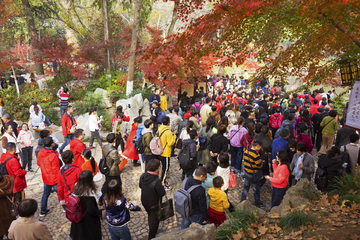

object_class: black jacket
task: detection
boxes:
[183,175,208,220]
[253,133,272,174]
[139,172,165,211]
[182,139,198,172]
[244,118,255,128]
[335,127,356,148]
[208,133,228,154]
[311,113,321,131]
[291,98,302,108]
[318,154,344,191]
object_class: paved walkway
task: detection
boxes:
[7,139,275,240]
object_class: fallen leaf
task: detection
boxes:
[349,220,357,225]
[317,194,330,207]
[251,222,258,228]
[247,228,258,239]
[330,228,336,230]
[232,229,244,240]
[331,222,344,227]
[258,225,268,235]
[341,200,350,208]
[270,213,281,219]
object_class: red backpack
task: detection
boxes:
[270,115,282,129]
[65,194,87,223]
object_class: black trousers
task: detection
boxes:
[315,131,322,151]
[156,156,170,183]
[115,134,125,152]
[21,147,33,170]
[144,154,155,168]
[14,190,25,216]
[146,208,160,239]
[99,175,122,204]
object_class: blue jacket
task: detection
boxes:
[105,197,141,227]
[149,94,160,108]
[135,124,145,142]
[271,137,289,160]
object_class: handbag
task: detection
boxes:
[157,195,174,221]
[70,125,76,134]
[175,138,183,149]
[250,161,264,183]
[229,172,236,188]
[0,188,17,217]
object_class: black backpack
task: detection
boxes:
[208,113,219,125]
[178,143,193,170]
[0,157,14,175]
[99,150,113,175]
[235,99,245,112]
[315,167,327,191]
[340,145,352,174]
[135,135,145,154]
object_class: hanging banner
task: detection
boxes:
[345,81,360,131]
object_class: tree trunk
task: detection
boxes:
[21,0,44,75]
[103,0,111,73]
[126,0,143,95]
[167,8,177,37]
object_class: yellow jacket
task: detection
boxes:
[160,95,167,112]
[158,125,176,157]
[208,187,229,212]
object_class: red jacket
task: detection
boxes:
[122,124,139,160]
[269,113,283,130]
[57,164,82,203]
[61,113,77,136]
[0,152,27,193]
[70,138,87,168]
[310,104,318,116]
[269,162,289,188]
[37,148,61,185]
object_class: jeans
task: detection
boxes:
[60,106,67,117]
[108,224,131,240]
[60,134,74,150]
[44,116,51,125]
[90,130,103,147]
[271,186,287,208]
[240,173,261,206]
[181,213,203,230]
[230,146,243,172]
[21,146,33,170]
[156,156,170,183]
[41,184,58,212]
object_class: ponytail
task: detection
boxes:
[90,157,96,173]
[186,121,194,134]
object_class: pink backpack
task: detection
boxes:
[150,129,170,155]
[270,115,282,129]
[65,194,87,223]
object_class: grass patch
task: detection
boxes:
[329,173,360,197]
[216,209,257,240]
[279,211,315,229]
[298,188,321,201]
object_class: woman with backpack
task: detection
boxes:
[179,120,195,143]
[104,179,141,240]
[240,123,255,150]
[198,118,214,166]
[268,107,283,139]
[229,117,247,177]
[209,124,229,163]
[70,170,102,240]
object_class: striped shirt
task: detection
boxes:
[243,148,263,174]
[59,93,70,106]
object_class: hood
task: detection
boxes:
[158,124,170,133]
[61,164,80,177]
[208,188,222,201]
[0,151,18,163]
[0,175,13,197]
[183,138,195,146]
[142,128,152,135]
[273,113,281,117]
[140,172,159,185]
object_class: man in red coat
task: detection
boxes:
[60,105,77,155]
[69,129,87,168]
[37,137,61,216]
[57,150,82,208]
[0,142,27,212]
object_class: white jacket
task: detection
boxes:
[89,114,100,132]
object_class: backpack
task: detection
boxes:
[340,145,352,174]
[98,150,114,175]
[198,128,211,150]
[178,142,193,170]
[193,103,201,112]
[314,167,327,191]
[150,129,170,155]
[173,178,202,218]
[65,194,87,223]
[270,115,282,129]
[235,99,245,112]
[0,157,14,175]
[281,99,288,110]
[156,109,166,124]
[135,134,145,154]
[208,113,219,125]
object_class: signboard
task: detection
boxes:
[180,84,194,97]
[345,81,360,131]
[197,82,207,93]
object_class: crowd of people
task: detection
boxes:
[0,73,359,240]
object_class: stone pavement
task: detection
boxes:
[6,139,274,240]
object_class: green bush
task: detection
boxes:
[279,211,315,229]
[43,107,61,126]
[298,188,321,201]
[73,92,105,115]
[329,173,360,197]
[216,209,257,240]
[1,83,58,122]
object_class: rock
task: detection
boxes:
[94,88,112,108]
[51,128,64,143]
[270,205,290,217]
[140,99,152,118]
[66,80,90,90]
[154,223,216,240]
[286,178,311,196]
[74,113,90,137]
[37,77,48,90]
[116,93,144,122]
[236,200,266,217]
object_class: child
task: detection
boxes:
[202,162,219,207]
[216,152,234,211]
[208,176,230,227]
[17,123,34,171]
[113,114,131,152]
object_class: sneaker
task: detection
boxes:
[236,172,241,178]
[164,185,172,191]
[89,146,96,149]
[39,209,51,217]
[28,169,34,172]
[164,182,170,188]
[62,209,66,213]
[255,202,264,208]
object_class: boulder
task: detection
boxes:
[154,223,216,240]
[94,88,112,108]
[236,200,266,217]
[285,178,311,196]
[37,77,48,90]
[74,113,91,137]
[66,80,90,90]
[116,93,144,122]
[140,99,152,118]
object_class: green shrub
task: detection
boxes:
[43,107,61,126]
[340,194,360,207]
[73,92,105,115]
[216,209,257,240]
[298,188,321,201]
[329,173,360,197]
[278,211,315,229]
